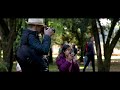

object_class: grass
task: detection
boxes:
[11,60,120,72]
[49,62,120,72]
[49,61,98,72]
[11,56,120,72]
[49,63,59,72]
[12,62,17,72]
[110,62,120,72]
[49,56,96,72]
[49,57,120,72]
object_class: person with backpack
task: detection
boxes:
[83,36,95,72]
[16,18,54,72]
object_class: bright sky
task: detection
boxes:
[100,18,111,26]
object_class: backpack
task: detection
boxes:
[16,31,32,64]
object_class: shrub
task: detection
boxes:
[0,61,8,72]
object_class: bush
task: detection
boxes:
[0,61,8,72]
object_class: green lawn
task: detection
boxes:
[49,61,120,72]
[11,56,120,72]
[49,57,120,72]
[49,61,98,72]
[49,63,59,72]
[49,56,97,72]
[12,62,17,72]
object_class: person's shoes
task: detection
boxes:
[83,68,85,72]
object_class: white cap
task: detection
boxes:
[26,18,45,26]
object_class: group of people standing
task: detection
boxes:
[56,36,95,72]
[15,18,95,72]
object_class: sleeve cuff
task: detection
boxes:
[44,35,51,40]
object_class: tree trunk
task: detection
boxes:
[3,42,7,61]
[91,19,104,72]
[4,30,16,71]
[45,19,53,64]
[104,29,120,72]
[49,48,53,64]
[103,19,120,72]
[4,47,13,72]
[80,32,84,62]
[79,18,89,62]
[0,19,24,72]
[71,21,81,62]
[104,55,111,72]
[2,19,16,72]
[49,44,53,63]
[8,47,13,72]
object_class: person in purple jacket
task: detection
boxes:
[56,44,80,72]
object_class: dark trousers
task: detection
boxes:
[17,57,48,72]
[16,46,48,72]
[83,55,95,72]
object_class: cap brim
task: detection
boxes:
[26,21,45,26]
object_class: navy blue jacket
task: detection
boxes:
[17,29,51,71]
[20,29,51,55]
[87,41,95,56]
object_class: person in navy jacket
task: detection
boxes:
[16,18,54,72]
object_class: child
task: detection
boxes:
[56,44,80,72]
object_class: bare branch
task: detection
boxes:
[105,18,119,47]
[97,19,105,48]
[109,28,120,56]
[91,19,103,65]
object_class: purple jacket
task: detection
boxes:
[56,53,80,72]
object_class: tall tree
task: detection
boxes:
[0,18,26,72]
[91,18,120,72]
[0,18,16,71]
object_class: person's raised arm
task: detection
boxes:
[28,34,51,55]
